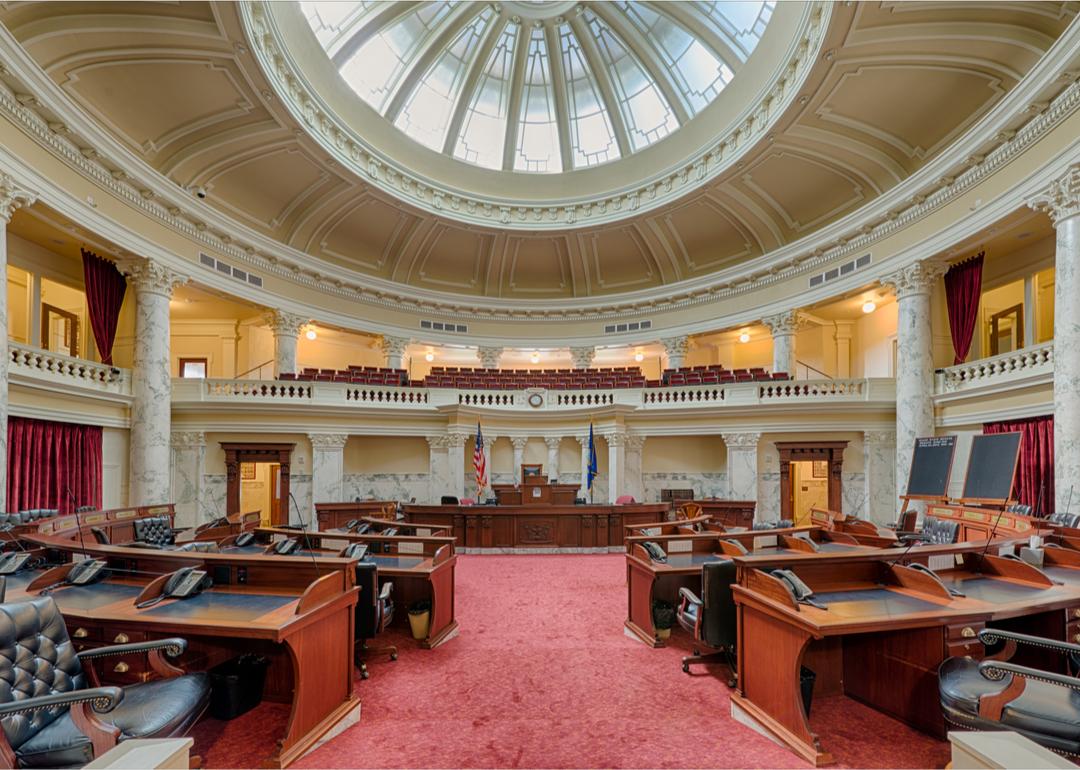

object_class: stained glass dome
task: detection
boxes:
[301,1,774,173]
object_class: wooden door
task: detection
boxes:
[269,464,283,526]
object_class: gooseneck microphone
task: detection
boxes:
[289,492,321,577]
[66,487,90,559]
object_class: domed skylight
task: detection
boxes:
[301,1,774,173]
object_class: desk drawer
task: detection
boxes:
[947,640,983,659]
[68,623,103,643]
[102,628,149,645]
[946,622,984,642]
[1066,620,1080,646]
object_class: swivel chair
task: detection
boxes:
[354,562,397,679]
[1047,512,1080,529]
[0,596,210,767]
[676,559,737,687]
[920,515,961,544]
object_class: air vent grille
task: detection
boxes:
[809,254,871,289]
[420,319,468,333]
[199,252,262,288]
[603,320,652,334]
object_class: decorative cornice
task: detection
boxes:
[243,1,828,230]
[477,346,503,369]
[308,433,349,449]
[881,260,947,300]
[114,255,187,298]
[722,432,761,449]
[1027,164,1080,225]
[265,309,308,338]
[0,173,35,223]
[170,431,205,449]
[569,346,596,369]
[762,310,801,337]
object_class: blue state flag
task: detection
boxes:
[587,422,598,490]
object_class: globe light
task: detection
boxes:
[425,351,435,362]
[305,328,317,340]
[862,300,877,314]
[738,331,750,344]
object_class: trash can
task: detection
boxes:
[209,654,270,720]
[799,666,816,716]
[408,599,432,640]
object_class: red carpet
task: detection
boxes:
[193,554,950,768]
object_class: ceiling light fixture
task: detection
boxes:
[862,300,877,314]
[425,351,434,362]
[305,327,317,340]
[738,331,750,344]
[530,351,540,364]
[634,351,644,362]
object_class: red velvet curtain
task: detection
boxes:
[944,252,984,365]
[984,415,1053,514]
[7,417,102,514]
[81,249,126,365]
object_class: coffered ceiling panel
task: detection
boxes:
[502,238,572,297]
[313,197,413,274]
[660,199,759,276]
[584,228,661,293]
[411,225,489,293]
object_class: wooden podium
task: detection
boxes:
[493,464,578,506]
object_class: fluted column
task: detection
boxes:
[624,434,645,503]
[764,310,799,376]
[569,346,596,370]
[544,436,562,480]
[170,431,206,528]
[265,310,307,378]
[883,260,946,514]
[477,346,503,369]
[310,433,348,504]
[116,256,187,506]
[662,336,688,370]
[511,437,528,484]
[577,433,591,500]
[723,432,760,512]
[863,430,896,524]
[380,335,410,370]
[1029,166,1080,512]
[0,176,36,514]
[447,431,468,501]
[607,432,626,504]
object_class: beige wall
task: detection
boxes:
[642,435,726,473]
[7,265,30,344]
[102,427,129,509]
[344,436,429,474]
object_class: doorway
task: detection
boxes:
[239,462,283,527]
[776,441,847,521]
[790,461,830,525]
[222,442,294,526]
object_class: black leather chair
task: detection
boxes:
[0,596,210,767]
[354,562,396,679]
[939,628,1080,755]
[1048,512,1080,529]
[89,527,110,546]
[676,559,737,687]
[440,496,459,505]
[132,516,176,547]
[920,515,960,544]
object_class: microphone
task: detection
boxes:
[288,492,320,577]
[66,487,90,560]
[979,497,1011,568]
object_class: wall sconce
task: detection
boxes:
[738,331,750,344]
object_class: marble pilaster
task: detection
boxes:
[661,336,689,370]
[426,435,453,504]
[447,432,468,501]
[763,310,799,375]
[477,346,503,369]
[1029,165,1080,513]
[115,256,187,507]
[722,432,761,514]
[835,321,854,379]
[863,430,897,524]
[309,433,348,504]
[476,433,496,500]
[577,433,591,500]
[265,310,307,377]
[624,434,645,503]
[0,176,36,514]
[607,432,626,504]
[883,260,946,514]
[170,431,206,529]
[380,335,410,370]
[511,437,528,483]
[544,436,562,480]
[569,346,596,370]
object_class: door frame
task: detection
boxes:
[776,441,848,520]
[221,442,294,526]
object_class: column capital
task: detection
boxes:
[446,431,469,448]
[569,345,596,369]
[625,434,645,451]
[426,434,451,450]
[834,319,855,340]
[170,431,205,449]
[661,336,688,358]
[0,174,36,223]
[762,309,801,336]
[722,432,761,450]
[510,436,529,450]
[607,432,626,448]
[115,256,188,298]
[265,309,308,338]
[308,433,349,449]
[863,429,896,447]
[379,335,411,358]
[477,346,503,369]
[881,260,946,300]
[543,436,563,450]
[1027,164,1080,225]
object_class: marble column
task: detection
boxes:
[764,310,799,376]
[661,336,688,370]
[477,346,503,369]
[266,309,307,378]
[607,432,626,504]
[0,176,35,514]
[447,432,468,501]
[835,321,854,379]
[481,433,496,497]
[511,437,528,483]
[883,260,946,514]
[577,433,591,500]
[544,437,562,481]
[170,432,206,529]
[722,432,760,512]
[380,335,410,370]
[309,433,348,504]
[570,346,596,370]
[863,430,897,524]
[116,256,187,507]
[426,435,452,504]
[624,434,645,503]
[1029,166,1080,513]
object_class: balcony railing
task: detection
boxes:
[8,342,131,397]
[935,342,1053,394]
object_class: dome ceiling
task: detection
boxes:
[0,1,1076,303]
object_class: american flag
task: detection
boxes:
[474,421,488,495]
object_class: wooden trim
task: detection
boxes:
[221,442,294,524]
[70,701,121,761]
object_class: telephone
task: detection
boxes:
[68,559,109,586]
[771,569,827,610]
[380,527,399,537]
[200,517,229,531]
[353,522,372,535]
[906,562,964,597]
[722,539,749,555]
[137,566,212,608]
[340,542,369,560]
[270,538,300,555]
[344,519,360,531]
[641,541,667,563]
[0,552,33,575]
[234,532,256,548]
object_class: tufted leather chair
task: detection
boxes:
[353,562,396,679]
[920,516,960,545]
[1048,512,1080,529]
[0,596,210,767]
[132,516,176,547]
[677,559,737,686]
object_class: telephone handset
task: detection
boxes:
[344,519,360,531]
[381,527,399,537]
[271,538,300,555]
[67,559,109,586]
[907,562,965,597]
[353,522,372,535]
[771,569,827,610]
[340,542,369,560]
[137,566,212,608]
[0,552,33,575]
[234,532,256,547]
[641,541,667,563]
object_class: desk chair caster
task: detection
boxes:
[356,640,398,680]
[682,648,737,688]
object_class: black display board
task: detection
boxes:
[905,436,956,498]
[961,432,1023,503]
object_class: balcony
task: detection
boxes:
[8,342,131,401]
[934,342,1053,398]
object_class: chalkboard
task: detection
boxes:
[905,436,957,497]
[961,432,1023,502]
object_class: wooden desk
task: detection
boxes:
[695,499,756,529]
[17,533,359,768]
[315,501,396,530]
[351,517,453,538]
[926,503,1046,541]
[729,540,1079,766]
[177,510,260,543]
[402,503,670,550]
[492,483,578,506]
[256,527,459,649]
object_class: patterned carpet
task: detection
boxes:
[193,554,951,768]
